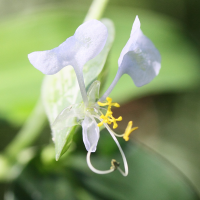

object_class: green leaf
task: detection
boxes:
[72,143,199,200]
[42,19,115,160]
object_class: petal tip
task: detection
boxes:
[131,15,141,36]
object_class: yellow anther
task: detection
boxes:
[97,121,104,127]
[97,97,120,108]
[106,97,112,102]
[113,103,120,107]
[109,116,122,129]
[123,121,138,141]
[97,97,122,129]
[97,102,108,107]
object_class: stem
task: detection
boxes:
[5,99,47,160]
[74,68,89,106]
[84,0,109,22]
[99,70,122,102]
[77,0,109,105]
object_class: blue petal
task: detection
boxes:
[118,16,161,87]
[28,20,108,75]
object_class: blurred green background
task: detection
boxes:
[1,0,200,199]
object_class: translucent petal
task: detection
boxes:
[118,15,161,87]
[87,80,100,104]
[52,103,84,131]
[28,20,108,75]
[82,115,100,152]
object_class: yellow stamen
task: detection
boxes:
[123,121,138,141]
[97,97,122,129]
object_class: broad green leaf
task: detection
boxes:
[69,143,199,200]
[42,19,115,160]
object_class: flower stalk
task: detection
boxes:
[84,0,109,22]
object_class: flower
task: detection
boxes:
[28,16,161,176]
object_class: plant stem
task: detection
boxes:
[5,99,47,160]
[84,0,109,22]
[74,68,89,106]
[99,70,122,102]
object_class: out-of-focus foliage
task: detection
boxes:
[1,0,200,199]
[4,142,200,200]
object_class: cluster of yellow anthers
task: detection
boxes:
[97,97,138,141]
[97,97,122,129]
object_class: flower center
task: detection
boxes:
[97,97,122,129]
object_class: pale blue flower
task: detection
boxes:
[28,19,108,105]
[28,17,161,176]
[28,19,108,75]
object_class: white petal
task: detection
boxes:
[52,103,84,131]
[28,20,108,75]
[82,116,99,152]
[118,16,161,87]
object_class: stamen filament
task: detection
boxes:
[87,144,115,175]
[93,115,128,176]
[104,123,128,176]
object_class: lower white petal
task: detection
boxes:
[82,115,99,152]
